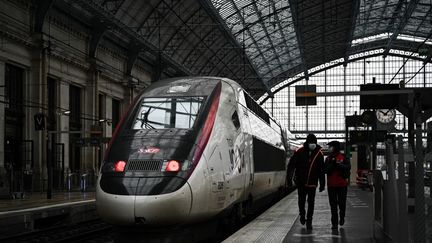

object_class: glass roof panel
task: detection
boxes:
[210,0,300,83]
[353,0,400,39]
[403,2,432,37]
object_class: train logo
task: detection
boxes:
[138,146,160,154]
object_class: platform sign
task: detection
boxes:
[295,85,317,106]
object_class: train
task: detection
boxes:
[96,77,297,226]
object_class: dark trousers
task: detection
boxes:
[297,186,317,222]
[327,186,348,225]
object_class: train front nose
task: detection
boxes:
[96,176,193,226]
[133,180,192,225]
[97,134,199,225]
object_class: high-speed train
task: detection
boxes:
[97,77,296,226]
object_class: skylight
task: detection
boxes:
[209,0,301,84]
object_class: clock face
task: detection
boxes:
[375,109,396,124]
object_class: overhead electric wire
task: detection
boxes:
[387,31,432,84]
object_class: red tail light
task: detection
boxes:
[165,160,180,172]
[114,160,126,172]
[192,82,221,167]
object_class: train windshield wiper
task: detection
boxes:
[140,107,155,129]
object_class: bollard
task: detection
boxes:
[67,173,73,191]
[80,173,88,192]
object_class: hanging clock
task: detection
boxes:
[375,109,396,124]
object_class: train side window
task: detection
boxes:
[232,111,240,130]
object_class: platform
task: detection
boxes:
[0,192,96,239]
[224,186,373,243]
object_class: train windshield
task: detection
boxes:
[132,97,205,129]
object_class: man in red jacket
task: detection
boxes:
[325,141,351,229]
[288,134,325,230]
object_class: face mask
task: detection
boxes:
[308,143,316,150]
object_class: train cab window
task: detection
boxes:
[232,111,240,130]
[132,97,205,129]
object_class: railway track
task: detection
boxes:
[0,219,113,243]
[1,189,295,243]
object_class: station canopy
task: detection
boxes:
[65,0,432,98]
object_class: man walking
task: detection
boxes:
[325,140,351,229]
[288,134,325,230]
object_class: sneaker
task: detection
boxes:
[339,218,345,226]
[331,224,338,230]
[306,222,313,230]
[300,216,306,225]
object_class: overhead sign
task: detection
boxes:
[360,84,399,109]
[90,124,103,138]
[295,85,317,106]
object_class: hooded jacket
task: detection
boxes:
[325,151,351,187]
[288,143,325,188]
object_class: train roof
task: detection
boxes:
[138,77,223,98]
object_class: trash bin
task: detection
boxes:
[80,173,88,192]
[66,173,73,191]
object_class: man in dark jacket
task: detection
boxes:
[324,140,351,229]
[288,134,325,230]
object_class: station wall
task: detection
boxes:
[0,0,153,192]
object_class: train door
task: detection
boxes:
[21,140,34,192]
[235,89,254,200]
[53,143,64,190]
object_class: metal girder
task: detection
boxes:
[251,1,284,74]
[157,0,248,86]
[344,0,360,64]
[225,0,274,86]
[375,0,390,30]
[423,31,432,64]
[200,0,270,94]
[145,1,183,41]
[230,5,291,36]
[152,53,165,81]
[383,0,420,57]
[89,22,107,59]
[424,50,432,64]
[385,0,406,32]
[162,7,202,51]
[126,42,144,76]
[361,0,376,37]
[135,1,165,35]
[412,3,432,36]
[33,0,55,33]
[269,0,295,63]
[287,0,309,79]
[100,0,125,15]
[73,0,191,76]
[158,1,239,78]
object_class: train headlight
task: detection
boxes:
[102,161,127,173]
[114,160,127,172]
[163,160,180,172]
